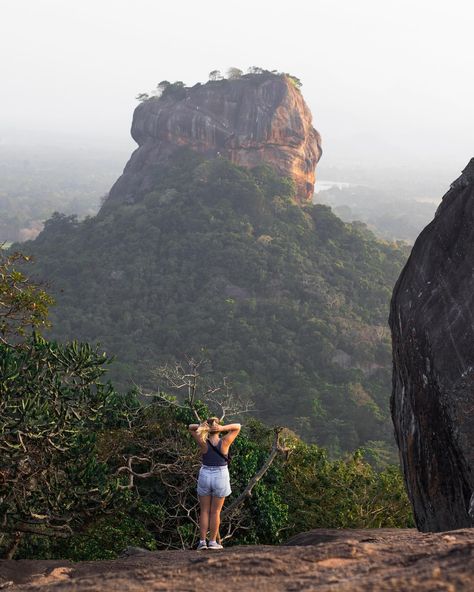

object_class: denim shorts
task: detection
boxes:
[197,465,232,498]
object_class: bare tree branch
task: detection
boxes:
[144,355,254,423]
[221,427,291,520]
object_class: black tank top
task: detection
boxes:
[202,438,227,467]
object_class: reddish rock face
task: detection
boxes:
[104,74,321,208]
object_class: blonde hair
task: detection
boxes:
[195,417,220,444]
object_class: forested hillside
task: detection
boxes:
[20,151,409,454]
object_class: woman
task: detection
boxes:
[188,417,241,549]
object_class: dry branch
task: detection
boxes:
[221,427,290,520]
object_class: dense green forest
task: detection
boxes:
[17,151,410,456]
[1,206,413,561]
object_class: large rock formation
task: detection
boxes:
[102,73,321,211]
[390,158,474,532]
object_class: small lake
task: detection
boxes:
[314,180,353,193]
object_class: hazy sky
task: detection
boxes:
[1,0,472,168]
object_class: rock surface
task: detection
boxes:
[1,529,473,591]
[390,158,474,532]
[102,74,321,210]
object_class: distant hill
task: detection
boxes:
[316,184,438,243]
[20,149,409,455]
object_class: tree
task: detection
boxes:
[247,66,266,75]
[0,334,138,558]
[156,81,186,99]
[148,356,254,422]
[286,74,303,89]
[136,92,150,102]
[99,402,291,550]
[208,70,223,81]
[156,80,171,95]
[227,67,243,80]
[0,250,53,346]
[116,357,290,547]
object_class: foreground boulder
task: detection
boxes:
[102,72,321,210]
[390,158,474,532]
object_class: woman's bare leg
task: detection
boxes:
[199,495,212,540]
[209,496,225,541]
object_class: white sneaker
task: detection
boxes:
[196,541,208,550]
[208,541,223,549]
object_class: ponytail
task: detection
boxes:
[195,417,220,445]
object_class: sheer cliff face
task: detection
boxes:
[390,159,474,532]
[103,75,321,209]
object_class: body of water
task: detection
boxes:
[314,180,353,193]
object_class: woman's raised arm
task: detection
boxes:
[219,423,241,432]
[220,423,241,448]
